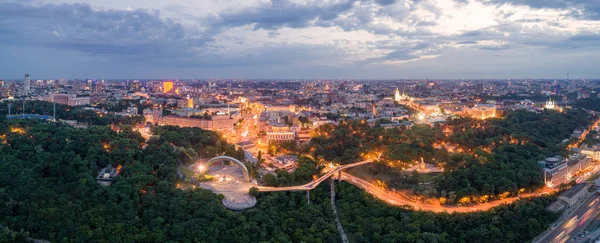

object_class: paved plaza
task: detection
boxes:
[197,165,257,210]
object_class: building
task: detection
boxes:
[581,145,600,161]
[97,164,118,186]
[163,81,173,93]
[394,88,410,103]
[235,140,255,150]
[467,104,496,119]
[159,114,236,132]
[559,183,590,206]
[267,124,297,144]
[313,119,335,128]
[143,108,163,124]
[381,121,413,130]
[545,97,555,110]
[405,158,443,173]
[23,74,31,96]
[52,94,90,106]
[548,183,590,212]
[539,154,593,188]
[187,95,194,108]
[540,156,569,188]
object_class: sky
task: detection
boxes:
[0,0,599,80]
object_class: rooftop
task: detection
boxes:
[561,183,588,199]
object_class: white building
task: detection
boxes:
[267,125,296,144]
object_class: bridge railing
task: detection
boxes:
[257,160,373,192]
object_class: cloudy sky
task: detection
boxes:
[0,0,599,79]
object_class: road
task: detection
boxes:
[258,160,555,213]
[256,160,373,192]
[570,117,600,149]
[535,193,600,243]
[341,172,554,213]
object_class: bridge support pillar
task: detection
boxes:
[306,190,310,205]
[338,170,342,183]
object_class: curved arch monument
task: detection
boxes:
[204,156,250,182]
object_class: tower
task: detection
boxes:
[23,74,31,96]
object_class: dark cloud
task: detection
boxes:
[0,2,209,57]
[523,33,600,49]
[214,0,359,30]
[488,0,600,19]
[369,50,419,62]
[478,45,512,51]
[459,31,483,37]
[568,34,600,42]
[374,0,397,5]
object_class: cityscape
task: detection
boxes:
[2,0,600,243]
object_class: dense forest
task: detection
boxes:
[435,109,590,202]
[307,108,591,203]
[574,97,600,112]
[150,125,245,162]
[0,116,564,242]
[262,156,321,186]
[0,120,339,242]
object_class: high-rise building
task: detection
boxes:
[163,81,173,93]
[132,80,141,91]
[92,80,104,94]
[476,83,484,93]
[187,95,194,108]
[23,74,31,96]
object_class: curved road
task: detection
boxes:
[341,172,554,213]
[256,159,553,213]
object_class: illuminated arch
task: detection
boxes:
[204,156,250,182]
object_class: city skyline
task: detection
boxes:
[1,0,600,79]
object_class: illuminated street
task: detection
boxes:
[341,172,555,213]
[534,192,600,243]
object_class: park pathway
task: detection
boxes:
[330,178,349,243]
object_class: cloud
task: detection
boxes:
[568,34,600,42]
[213,0,359,30]
[0,0,599,79]
[487,0,600,19]
[0,2,209,58]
